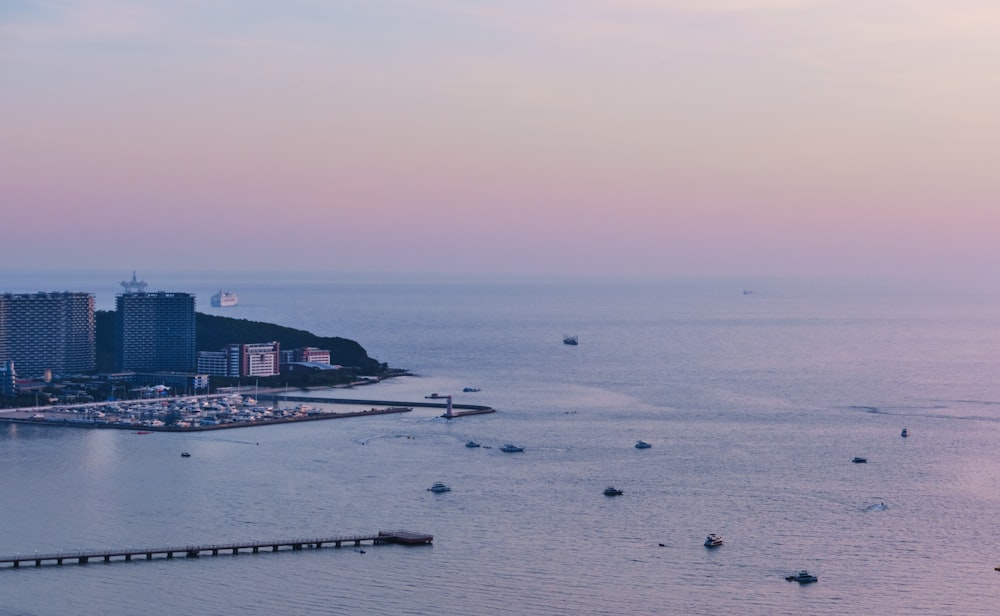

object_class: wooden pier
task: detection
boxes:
[0,530,432,569]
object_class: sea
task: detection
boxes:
[3,271,1000,615]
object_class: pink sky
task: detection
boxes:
[2,1,999,281]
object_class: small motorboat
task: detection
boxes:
[786,570,818,583]
[704,533,724,547]
[427,482,451,493]
[901,428,908,437]
[603,486,624,496]
[852,457,867,463]
[465,441,481,448]
[635,440,652,449]
[499,444,524,453]
[563,335,578,345]
[180,452,191,458]
[462,387,481,393]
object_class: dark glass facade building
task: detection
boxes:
[115,292,196,372]
[0,292,96,378]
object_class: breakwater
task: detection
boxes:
[257,394,495,416]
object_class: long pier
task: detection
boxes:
[0,530,432,569]
[258,394,496,417]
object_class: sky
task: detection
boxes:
[2,1,1000,282]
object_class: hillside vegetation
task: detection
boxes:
[95,311,385,375]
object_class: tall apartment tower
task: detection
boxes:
[0,292,96,378]
[115,292,196,372]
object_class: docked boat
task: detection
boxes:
[635,440,652,449]
[704,533,724,547]
[563,335,578,345]
[465,441,481,448]
[603,486,624,496]
[901,428,908,437]
[427,482,451,493]
[499,444,524,453]
[210,291,239,307]
[852,456,867,463]
[786,571,818,583]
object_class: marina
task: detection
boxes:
[0,393,496,432]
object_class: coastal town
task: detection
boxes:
[0,272,392,410]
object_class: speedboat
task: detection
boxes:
[465,441,481,448]
[500,444,524,453]
[603,486,624,496]
[635,440,652,449]
[427,482,451,493]
[852,456,867,463]
[704,534,723,547]
[786,571,818,583]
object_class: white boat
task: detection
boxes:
[211,291,239,307]
[704,533,723,547]
[603,486,623,496]
[427,482,451,493]
[499,444,524,453]
[635,440,652,449]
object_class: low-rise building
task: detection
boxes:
[198,342,281,378]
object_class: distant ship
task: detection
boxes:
[211,291,239,307]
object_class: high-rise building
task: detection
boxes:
[115,292,196,372]
[0,360,17,396]
[0,292,96,378]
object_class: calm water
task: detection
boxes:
[3,273,1000,615]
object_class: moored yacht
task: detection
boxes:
[704,534,723,547]
[427,482,451,493]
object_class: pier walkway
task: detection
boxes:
[0,530,432,569]
[258,394,495,417]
